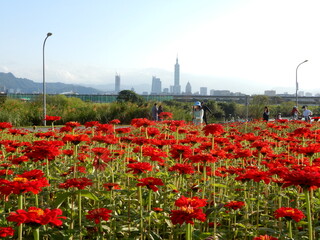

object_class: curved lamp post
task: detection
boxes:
[295,60,308,107]
[43,32,52,126]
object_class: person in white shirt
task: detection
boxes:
[302,105,312,123]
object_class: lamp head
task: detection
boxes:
[47,32,52,37]
[304,60,308,62]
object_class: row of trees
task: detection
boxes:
[0,90,319,126]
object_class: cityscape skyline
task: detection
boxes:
[2,1,320,95]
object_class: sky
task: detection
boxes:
[1,0,320,95]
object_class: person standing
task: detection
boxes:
[151,103,158,121]
[201,101,213,125]
[192,101,204,125]
[291,106,300,120]
[263,106,270,121]
[302,105,312,123]
[157,105,163,121]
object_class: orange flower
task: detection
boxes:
[7,207,66,227]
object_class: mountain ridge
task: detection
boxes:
[0,72,104,94]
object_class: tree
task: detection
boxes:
[116,90,145,105]
[249,95,270,119]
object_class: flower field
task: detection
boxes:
[1,117,320,239]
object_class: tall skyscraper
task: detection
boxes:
[185,81,192,94]
[173,57,181,94]
[151,76,162,94]
[115,73,120,93]
[200,87,207,95]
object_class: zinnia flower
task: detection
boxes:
[86,208,112,224]
[253,235,279,240]
[44,115,61,121]
[0,227,14,238]
[274,207,305,222]
[224,201,245,210]
[136,177,164,192]
[58,177,93,190]
[127,162,153,174]
[170,195,207,225]
[202,124,224,136]
[7,207,66,227]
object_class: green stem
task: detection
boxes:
[138,186,144,238]
[186,223,192,240]
[35,194,39,207]
[305,190,313,240]
[33,228,40,240]
[288,220,293,239]
[18,194,23,240]
[148,190,152,211]
[78,191,82,240]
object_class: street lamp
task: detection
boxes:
[295,59,308,107]
[43,32,52,126]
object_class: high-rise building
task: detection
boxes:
[151,76,162,94]
[173,57,181,94]
[200,87,207,95]
[115,73,120,93]
[185,82,192,94]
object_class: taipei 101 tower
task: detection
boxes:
[173,56,181,94]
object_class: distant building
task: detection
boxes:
[163,88,169,94]
[173,57,181,94]
[115,73,120,93]
[264,90,276,96]
[298,91,304,97]
[200,87,207,95]
[151,76,162,94]
[305,92,313,96]
[210,90,231,96]
[185,82,192,94]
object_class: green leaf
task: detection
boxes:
[54,192,73,208]
[211,183,227,188]
[78,190,99,201]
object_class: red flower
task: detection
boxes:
[170,208,206,225]
[116,127,131,134]
[168,163,195,175]
[84,121,100,128]
[86,208,112,224]
[44,115,61,121]
[0,171,49,197]
[235,169,272,184]
[109,119,121,124]
[59,177,93,190]
[281,168,320,190]
[103,183,121,191]
[127,162,153,174]
[175,196,207,208]
[62,134,90,145]
[136,177,164,192]
[24,140,63,162]
[131,118,154,128]
[169,145,193,160]
[7,207,66,227]
[65,121,81,128]
[0,122,13,130]
[0,227,14,238]
[224,201,245,210]
[153,207,163,212]
[96,124,114,133]
[202,124,224,136]
[274,207,305,222]
[170,196,207,225]
[158,112,173,120]
[253,235,279,240]
[146,127,160,137]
